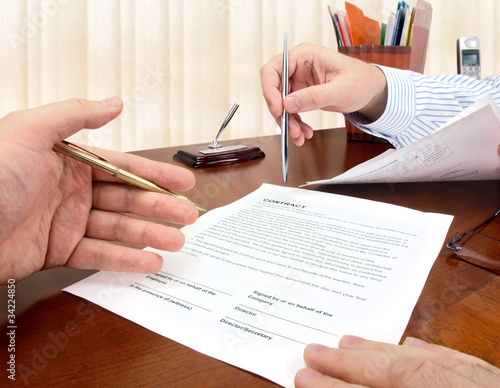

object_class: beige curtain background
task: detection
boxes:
[1,0,499,152]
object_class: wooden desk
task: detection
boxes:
[1,128,499,387]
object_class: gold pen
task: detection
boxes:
[53,140,206,212]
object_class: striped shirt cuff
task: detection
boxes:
[345,66,416,148]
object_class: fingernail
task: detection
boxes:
[297,368,323,380]
[285,96,301,112]
[340,334,366,347]
[403,337,429,348]
[305,343,329,354]
[101,96,122,107]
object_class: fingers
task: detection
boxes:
[261,45,326,147]
[260,53,285,119]
[261,43,329,119]
[345,336,499,374]
[303,336,500,388]
[284,84,334,114]
[92,183,199,225]
[271,108,313,147]
[86,209,186,252]
[90,147,196,193]
[289,113,314,146]
[403,337,499,371]
[337,335,444,361]
[295,367,367,388]
[301,341,430,386]
[284,79,363,115]
[2,97,123,147]
[65,237,164,273]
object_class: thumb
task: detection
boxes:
[284,83,338,114]
[3,97,123,147]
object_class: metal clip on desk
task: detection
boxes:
[173,103,265,168]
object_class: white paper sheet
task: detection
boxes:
[305,96,500,186]
[65,184,453,387]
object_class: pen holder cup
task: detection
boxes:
[338,45,416,143]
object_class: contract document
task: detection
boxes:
[306,95,500,186]
[65,184,453,387]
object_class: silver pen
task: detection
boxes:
[281,32,289,183]
[208,103,239,149]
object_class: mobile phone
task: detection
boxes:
[457,36,481,79]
